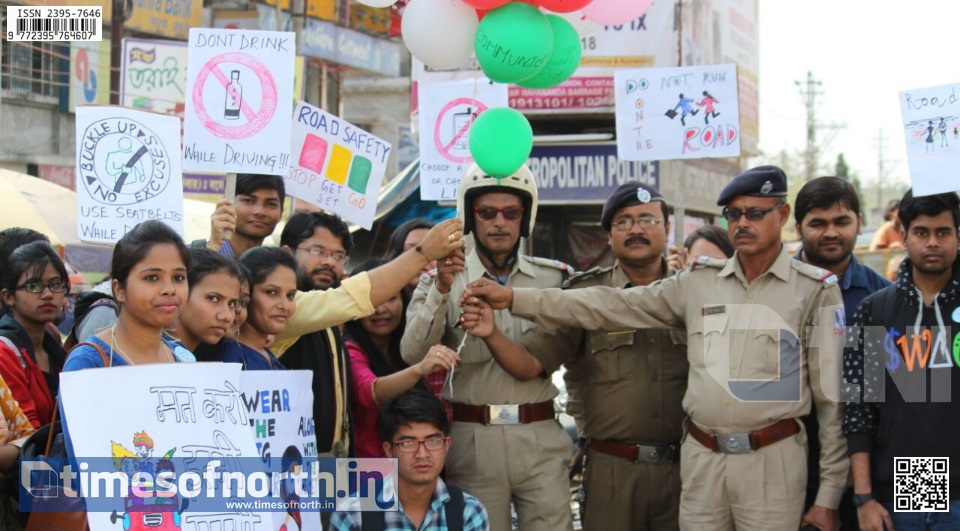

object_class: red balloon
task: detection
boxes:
[476,7,489,19]
[539,0,592,12]
[460,0,510,9]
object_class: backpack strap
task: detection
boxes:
[358,485,465,531]
[359,510,385,531]
[445,485,465,531]
[45,341,109,457]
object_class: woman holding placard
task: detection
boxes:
[208,246,297,370]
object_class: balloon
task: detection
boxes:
[469,108,533,177]
[357,0,399,7]
[460,0,510,9]
[582,0,652,26]
[516,14,581,89]
[402,0,479,69]
[539,0,592,13]
[475,3,553,84]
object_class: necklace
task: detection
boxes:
[111,324,172,365]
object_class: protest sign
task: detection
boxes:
[899,83,960,197]
[183,28,295,176]
[57,363,268,531]
[417,79,508,200]
[287,101,390,229]
[614,64,740,161]
[75,106,184,244]
[240,370,321,531]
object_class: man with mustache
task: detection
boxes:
[793,177,890,529]
[843,191,960,530]
[462,166,848,531]
[400,164,575,531]
[460,182,688,530]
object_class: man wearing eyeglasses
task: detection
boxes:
[329,387,490,530]
[401,164,575,531]
[461,166,848,531]
[458,182,688,530]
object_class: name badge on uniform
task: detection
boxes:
[833,307,846,334]
[702,305,726,316]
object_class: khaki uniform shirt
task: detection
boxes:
[401,249,572,405]
[524,262,689,444]
[510,249,849,509]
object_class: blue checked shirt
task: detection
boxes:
[328,478,489,531]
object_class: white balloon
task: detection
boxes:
[356,0,398,8]
[402,0,479,70]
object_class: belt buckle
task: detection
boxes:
[487,404,520,425]
[715,432,752,454]
[636,444,660,464]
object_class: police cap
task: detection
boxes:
[716,165,788,206]
[601,182,667,231]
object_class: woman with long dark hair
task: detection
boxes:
[62,220,192,371]
[344,259,456,457]
[0,241,70,428]
[382,219,435,299]
[167,248,243,353]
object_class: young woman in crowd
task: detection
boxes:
[166,248,243,353]
[209,247,297,370]
[344,259,457,457]
[0,241,70,428]
[63,220,191,371]
[382,219,435,299]
[684,224,735,260]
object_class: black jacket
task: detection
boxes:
[843,258,960,502]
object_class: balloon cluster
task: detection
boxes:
[367,0,653,176]
[400,0,586,87]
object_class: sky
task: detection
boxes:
[756,0,960,209]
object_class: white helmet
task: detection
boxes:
[456,164,538,238]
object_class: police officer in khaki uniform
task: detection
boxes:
[400,164,575,531]
[462,182,688,531]
[463,166,849,531]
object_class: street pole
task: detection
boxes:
[109,0,123,104]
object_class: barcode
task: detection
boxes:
[16,18,97,33]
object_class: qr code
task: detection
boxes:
[894,457,949,512]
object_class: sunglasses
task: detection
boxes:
[474,206,524,221]
[721,202,784,222]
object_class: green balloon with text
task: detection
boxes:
[469,108,533,178]
[516,14,582,89]
[475,2,554,84]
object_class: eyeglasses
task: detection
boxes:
[17,280,68,294]
[611,216,664,232]
[474,206,524,221]
[390,436,448,453]
[721,202,784,222]
[297,246,349,264]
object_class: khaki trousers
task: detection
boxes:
[678,429,808,531]
[445,419,574,531]
[581,448,681,531]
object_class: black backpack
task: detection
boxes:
[359,485,465,531]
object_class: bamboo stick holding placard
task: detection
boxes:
[223,173,237,242]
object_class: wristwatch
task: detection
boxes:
[852,493,876,508]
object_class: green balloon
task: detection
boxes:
[475,3,553,84]
[469,108,533,178]
[516,14,582,89]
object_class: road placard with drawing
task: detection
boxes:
[183,28,295,176]
[75,106,184,244]
[417,79,507,200]
[287,101,391,229]
[899,82,960,197]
